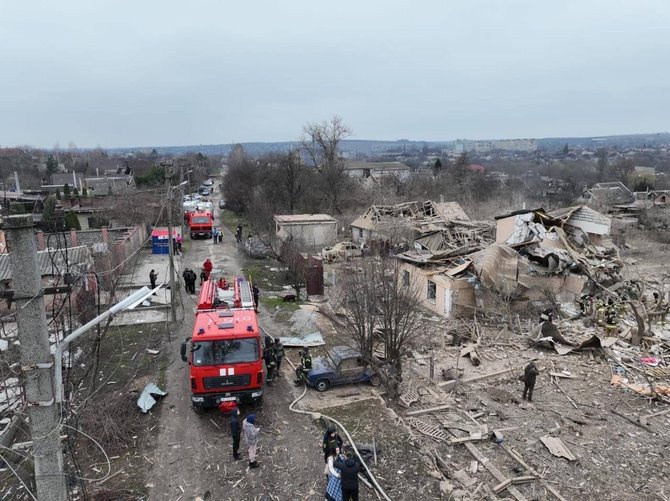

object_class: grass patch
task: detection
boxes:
[243,261,287,290]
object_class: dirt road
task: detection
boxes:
[146,184,323,501]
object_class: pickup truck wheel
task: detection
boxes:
[315,379,330,392]
[369,375,382,387]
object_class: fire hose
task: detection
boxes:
[285,354,393,501]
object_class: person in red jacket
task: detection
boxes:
[203,258,213,280]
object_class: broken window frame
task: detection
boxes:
[427,280,436,302]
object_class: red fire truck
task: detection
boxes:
[181,276,265,410]
[187,211,213,239]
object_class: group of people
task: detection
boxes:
[322,425,362,501]
[263,337,284,384]
[226,405,362,501]
[182,268,198,294]
[227,405,261,468]
[212,227,223,244]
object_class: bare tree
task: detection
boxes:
[277,149,307,214]
[336,256,424,395]
[596,148,608,182]
[614,157,634,185]
[302,116,352,214]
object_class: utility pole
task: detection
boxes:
[164,164,178,322]
[6,214,67,501]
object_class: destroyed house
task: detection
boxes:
[344,161,411,183]
[394,204,617,319]
[350,200,479,247]
[581,182,634,206]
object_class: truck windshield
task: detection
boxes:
[192,338,259,366]
[191,217,210,224]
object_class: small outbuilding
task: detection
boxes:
[274,214,338,252]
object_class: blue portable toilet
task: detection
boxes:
[151,228,175,255]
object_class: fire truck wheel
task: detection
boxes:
[315,379,330,392]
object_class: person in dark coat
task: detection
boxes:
[189,269,198,293]
[322,424,344,463]
[273,338,284,371]
[522,361,540,401]
[149,270,157,290]
[334,451,361,501]
[229,406,242,460]
[252,285,260,312]
[264,343,277,384]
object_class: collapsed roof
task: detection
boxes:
[352,200,494,257]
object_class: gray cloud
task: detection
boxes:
[1,0,668,148]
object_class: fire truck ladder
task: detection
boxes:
[234,276,255,309]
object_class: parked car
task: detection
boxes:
[203,179,214,186]
[201,188,210,196]
[306,346,381,392]
[321,241,363,262]
[218,199,225,209]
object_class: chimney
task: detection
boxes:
[101,226,109,244]
[70,228,78,247]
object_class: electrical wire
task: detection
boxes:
[0,452,38,501]
[60,424,111,482]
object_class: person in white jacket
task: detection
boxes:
[243,414,260,468]
[325,447,344,501]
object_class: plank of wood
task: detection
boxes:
[405,404,451,416]
[463,442,529,501]
[500,445,570,501]
[512,475,538,485]
[493,479,512,493]
[549,372,576,379]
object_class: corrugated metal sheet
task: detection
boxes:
[0,245,92,280]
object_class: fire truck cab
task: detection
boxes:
[188,211,213,239]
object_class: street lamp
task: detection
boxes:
[54,285,159,402]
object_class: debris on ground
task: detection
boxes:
[137,382,167,413]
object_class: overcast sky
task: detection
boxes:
[1,0,668,148]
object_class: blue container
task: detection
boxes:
[151,235,170,254]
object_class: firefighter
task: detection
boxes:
[264,342,277,384]
[294,347,312,386]
[235,224,243,244]
[322,424,344,463]
[578,294,592,316]
[539,308,553,323]
[604,298,619,334]
[595,298,606,326]
[273,338,284,372]
[252,285,260,312]
[203,258,213,280]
